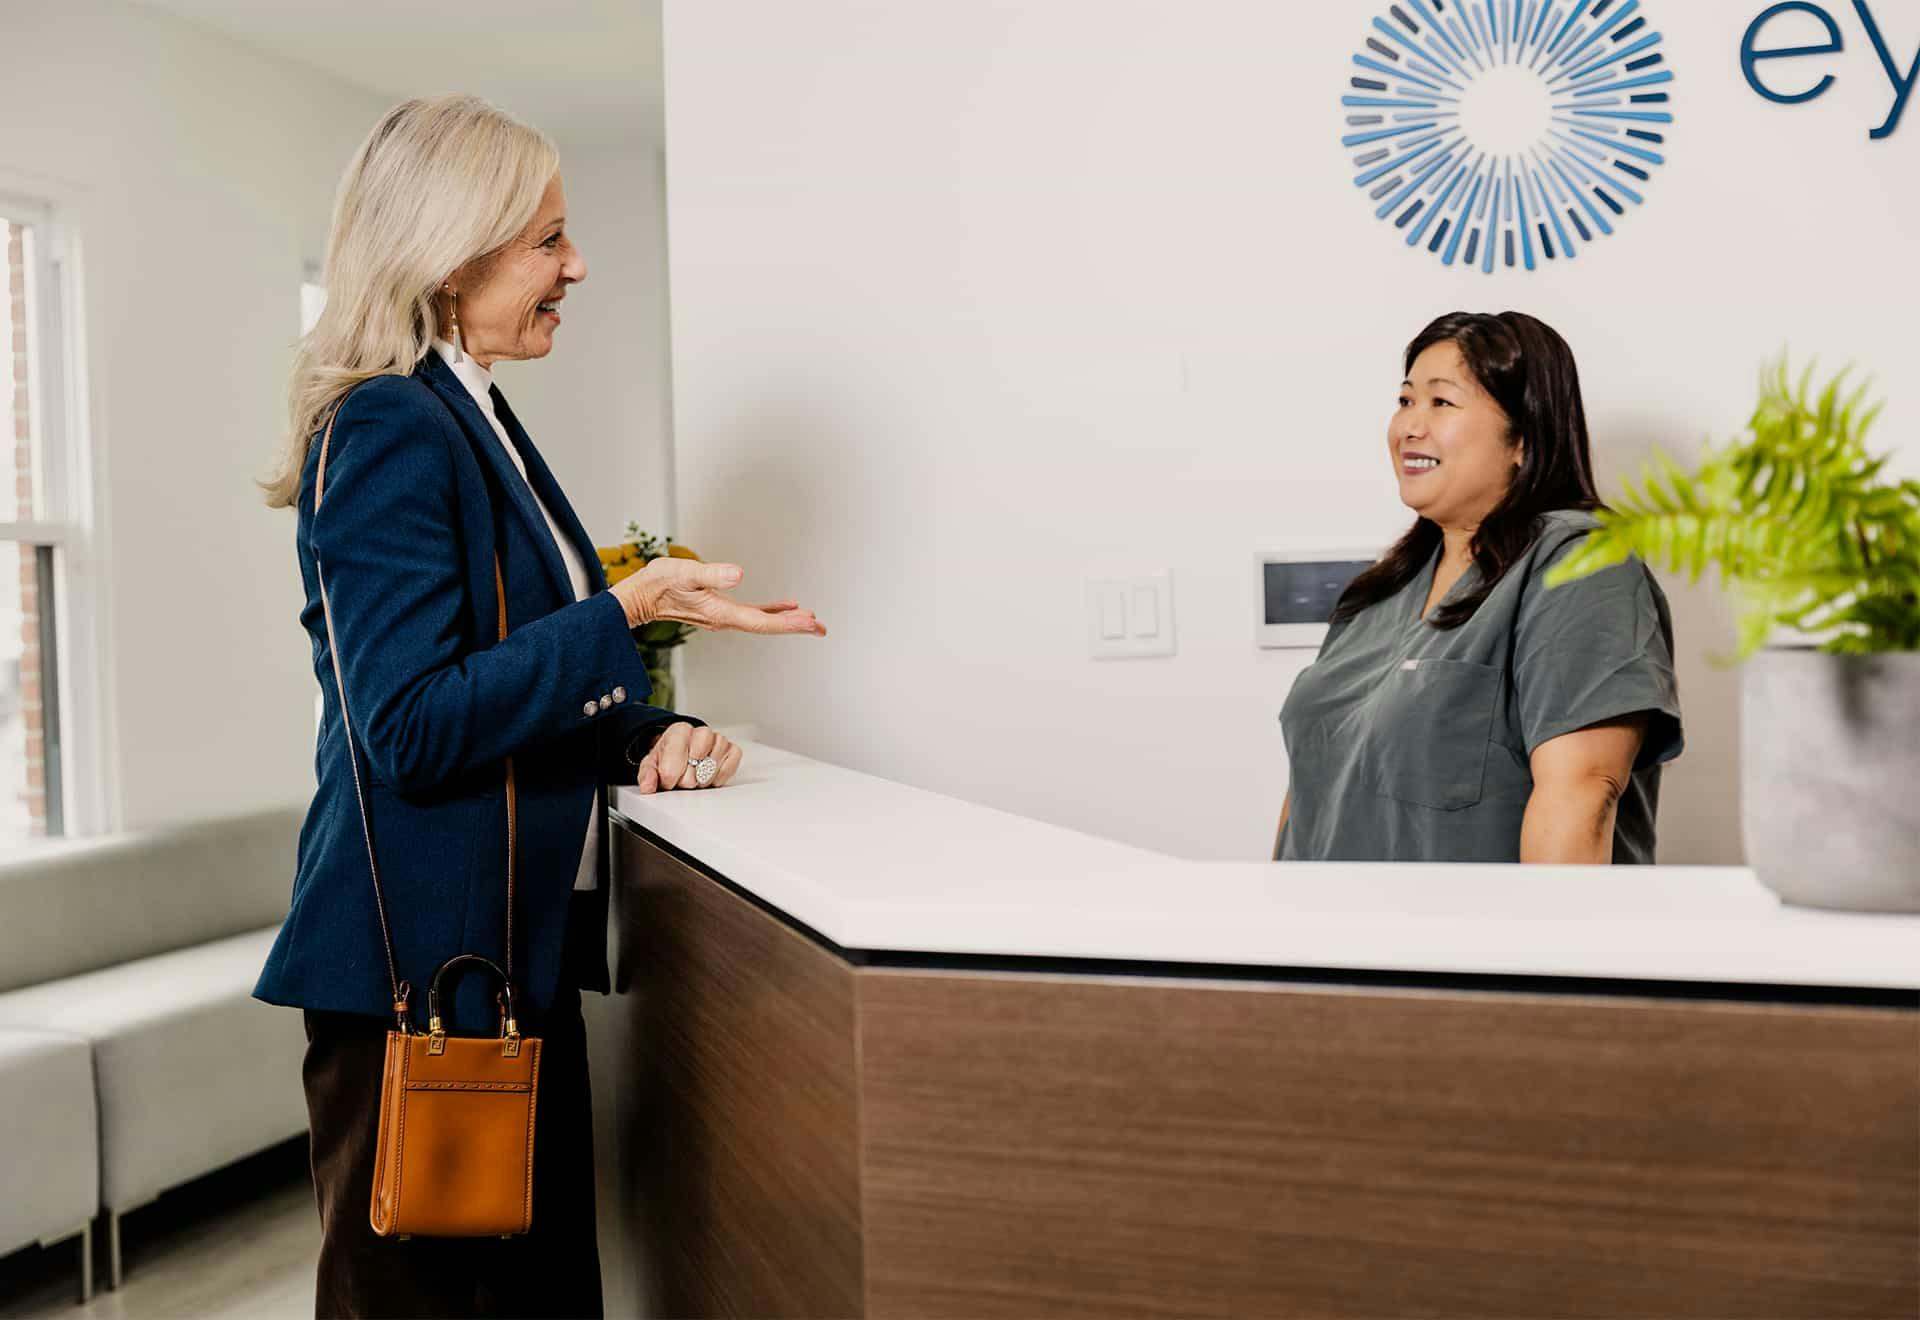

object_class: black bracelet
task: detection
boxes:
[622,721,705,769]
[622,723,686,768]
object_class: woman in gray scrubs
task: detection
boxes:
[1276,311,1682,864]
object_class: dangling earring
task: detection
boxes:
[446,286,463,363]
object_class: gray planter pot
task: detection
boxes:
[1742,647,1920,911]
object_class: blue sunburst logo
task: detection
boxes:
[1342,0,1675,272]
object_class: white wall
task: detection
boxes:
[663,0,1920,864]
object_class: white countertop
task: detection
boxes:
[612,740,1920,993]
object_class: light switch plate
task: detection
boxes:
[1086,572,1175,659]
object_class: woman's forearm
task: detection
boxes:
[1518,777,1622,863]
[1273,791,1291,860]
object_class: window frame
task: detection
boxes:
[0,179,118,841]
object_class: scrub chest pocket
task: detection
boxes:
[1362,658,1501,811]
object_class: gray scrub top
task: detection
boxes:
[1277,509,1683,864]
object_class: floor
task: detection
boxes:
[0,1139,318,1320]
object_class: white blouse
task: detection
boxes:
[431,338,601,892]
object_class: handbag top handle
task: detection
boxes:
[310,392,520,1032]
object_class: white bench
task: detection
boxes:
[0,807,307,1297]
[0,1029,98,1300]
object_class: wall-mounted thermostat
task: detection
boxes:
[1255,547,1382,649]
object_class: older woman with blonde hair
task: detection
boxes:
[253,95,822,1317]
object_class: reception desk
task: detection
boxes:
[595,741,1918,1318]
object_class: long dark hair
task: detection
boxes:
[1330,310,1605,630]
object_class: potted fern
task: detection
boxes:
[1549,359,1920,912]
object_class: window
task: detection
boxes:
[300,261,325,338]
[0,194,100,848]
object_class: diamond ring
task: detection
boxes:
[688,755,718,787]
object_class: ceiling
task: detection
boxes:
[128,0,664,149]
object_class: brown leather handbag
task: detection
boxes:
[312,405,542,1239]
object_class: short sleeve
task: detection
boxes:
[1513,535,1684,770]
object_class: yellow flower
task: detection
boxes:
[593,543,638,585]
[593,536,701,586]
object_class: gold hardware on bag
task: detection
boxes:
[313,405,542,1240]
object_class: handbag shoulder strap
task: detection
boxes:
[311,396,519,1031]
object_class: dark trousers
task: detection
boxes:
[302,982,604,1319]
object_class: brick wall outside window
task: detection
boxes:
[6,221,46,838]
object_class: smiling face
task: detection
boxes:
[1389,340,1524,532]
[442,174,585,369]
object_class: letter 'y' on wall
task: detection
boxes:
[1853,0,1918,139]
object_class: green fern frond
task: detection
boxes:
[1548,357,1920,659]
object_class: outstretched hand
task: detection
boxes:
[614,559,826,637]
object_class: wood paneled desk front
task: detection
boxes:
[589,742,1918,1318]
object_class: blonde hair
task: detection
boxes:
[260,95,559,508]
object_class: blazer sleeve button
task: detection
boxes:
[582,700,599,717]
[612,687,627,704]
[599,694,613,710]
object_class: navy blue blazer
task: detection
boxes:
[255,349,694,1033]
